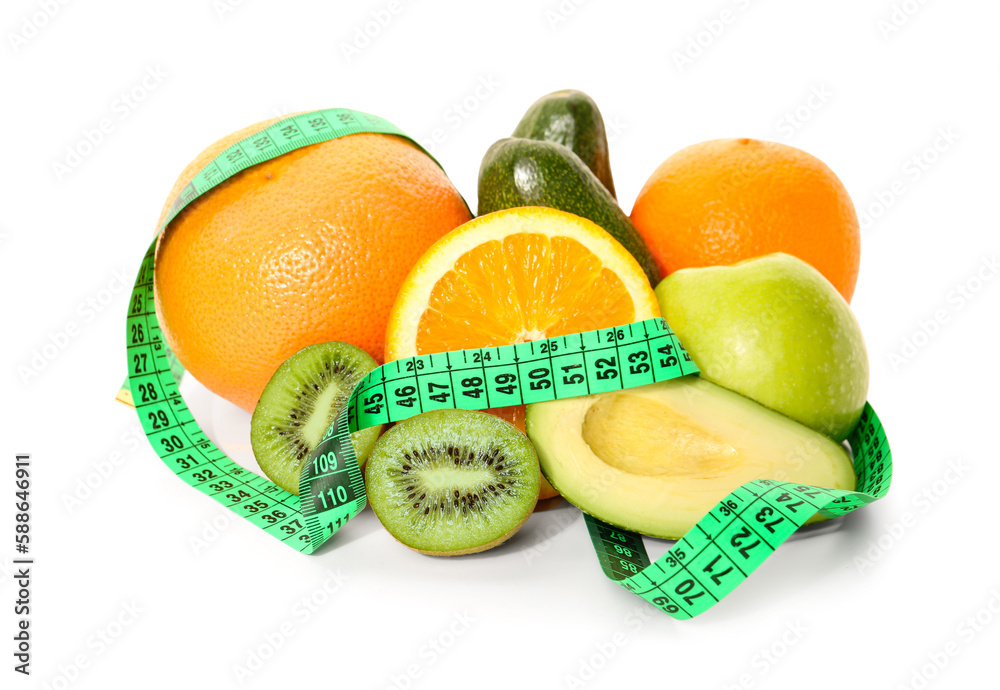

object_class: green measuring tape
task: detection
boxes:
[299,316,698,548]
[124,108,892,619]
[584,402,889,618]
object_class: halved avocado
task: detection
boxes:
[525,376,856,539]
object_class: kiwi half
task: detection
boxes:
[366,410,540,555]
[250,341,382,495]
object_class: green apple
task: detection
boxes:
[655,253,868,441]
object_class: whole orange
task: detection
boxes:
[153,118,472,412]
[629,138,860,302]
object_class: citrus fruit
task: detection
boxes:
[629,138,860,302]
[153,117,472,412]
[384,206,661,360]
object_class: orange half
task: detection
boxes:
[385,206,661,362]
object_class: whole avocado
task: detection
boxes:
[512,89,617,198]
[478,138,660,286]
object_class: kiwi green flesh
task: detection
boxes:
[366,410,540,555]
[250,341,382,495]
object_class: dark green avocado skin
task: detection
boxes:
[477,138,661,286]
[512,89,617,199]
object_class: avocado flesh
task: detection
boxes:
[526,377,856,539]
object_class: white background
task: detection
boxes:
[2,1,999,688]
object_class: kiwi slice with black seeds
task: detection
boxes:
[366,409,539,555]
[251,341,382,495]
